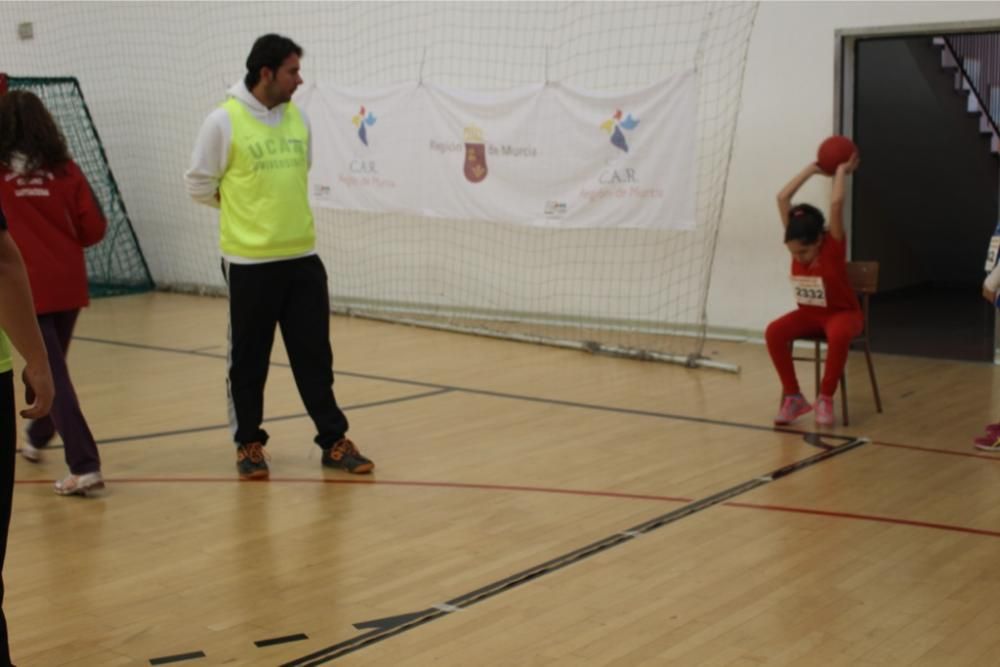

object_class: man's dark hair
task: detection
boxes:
[244,34,303,89]
[784,203,825,245]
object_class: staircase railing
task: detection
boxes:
[942,33,1000,141]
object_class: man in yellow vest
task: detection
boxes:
[185,34,374,479]
[0,203,54,665]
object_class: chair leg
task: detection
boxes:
[863,341,882,413]
[814,341,821,398]
[840,372,849,426]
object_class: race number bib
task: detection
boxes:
[791,275,827,307]
[986,235,1000,272]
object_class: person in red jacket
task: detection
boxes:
[0,90,107,496]
[765,151,861,427]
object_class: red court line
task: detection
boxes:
[724,501,1000,538]
[14,476,693,503]
[871,439,1000,460]
[16,475,1000,539]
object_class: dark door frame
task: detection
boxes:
[835,19,1000,362]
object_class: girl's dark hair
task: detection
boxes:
[0,90,71,172]
[244,34,303,89]
[784,203,825,244]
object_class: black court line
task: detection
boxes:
[803,432,837,450]
[72,334,862,663]
[186,345,221,353]
[256,634,309,648]
[281,436,870,665]
[74,335,856,446]
[30,389,452,451]
[149,650,206,665]
[75,336,442,392]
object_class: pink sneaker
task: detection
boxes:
[975,437,1000,452]
[974,423,1000,445]
[815,394,835,427]
[774,394,812,425]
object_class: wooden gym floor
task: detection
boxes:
[7,292,1000,666]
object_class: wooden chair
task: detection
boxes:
[793,261,883,426]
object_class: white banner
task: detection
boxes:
[297,70,696,230]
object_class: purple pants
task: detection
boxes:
[24,310,100,476]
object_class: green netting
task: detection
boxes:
[7,76,153,298]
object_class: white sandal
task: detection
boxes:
[21,421,43,463]
[54,472,105,496]
[20,441,42,463]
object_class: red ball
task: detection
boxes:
[816,135,857,175]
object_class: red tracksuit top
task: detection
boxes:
[0,159,107,314]
[789,233,860,312]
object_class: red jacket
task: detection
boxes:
[790,233,860,312]
[0,159,107,314]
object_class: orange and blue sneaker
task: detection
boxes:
[774,394,812,426]
[236,441,269,480]
[321,438,374,474]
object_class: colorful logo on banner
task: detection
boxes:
[600,109,640,153]
[352,106,377,146]
[463,125,488,183]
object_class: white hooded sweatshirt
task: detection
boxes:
[184,80,313,210]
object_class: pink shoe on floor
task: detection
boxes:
[815,394,835,427]
[974,423,1000,446]
[975,437,1000,452]
[774,394,813,425]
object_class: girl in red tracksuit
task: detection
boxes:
[766,152,861,427]
[0,90,108,496]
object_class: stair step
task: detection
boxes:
[941,45,957,69]
[963,57,981,91]
[937,37,999,157]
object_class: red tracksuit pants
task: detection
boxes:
[765,307,863,397]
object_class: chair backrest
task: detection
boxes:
[846,261,878,338]
[846,261,879,295]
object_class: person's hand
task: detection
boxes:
[838,151,861,174]
[20,362,54,419]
